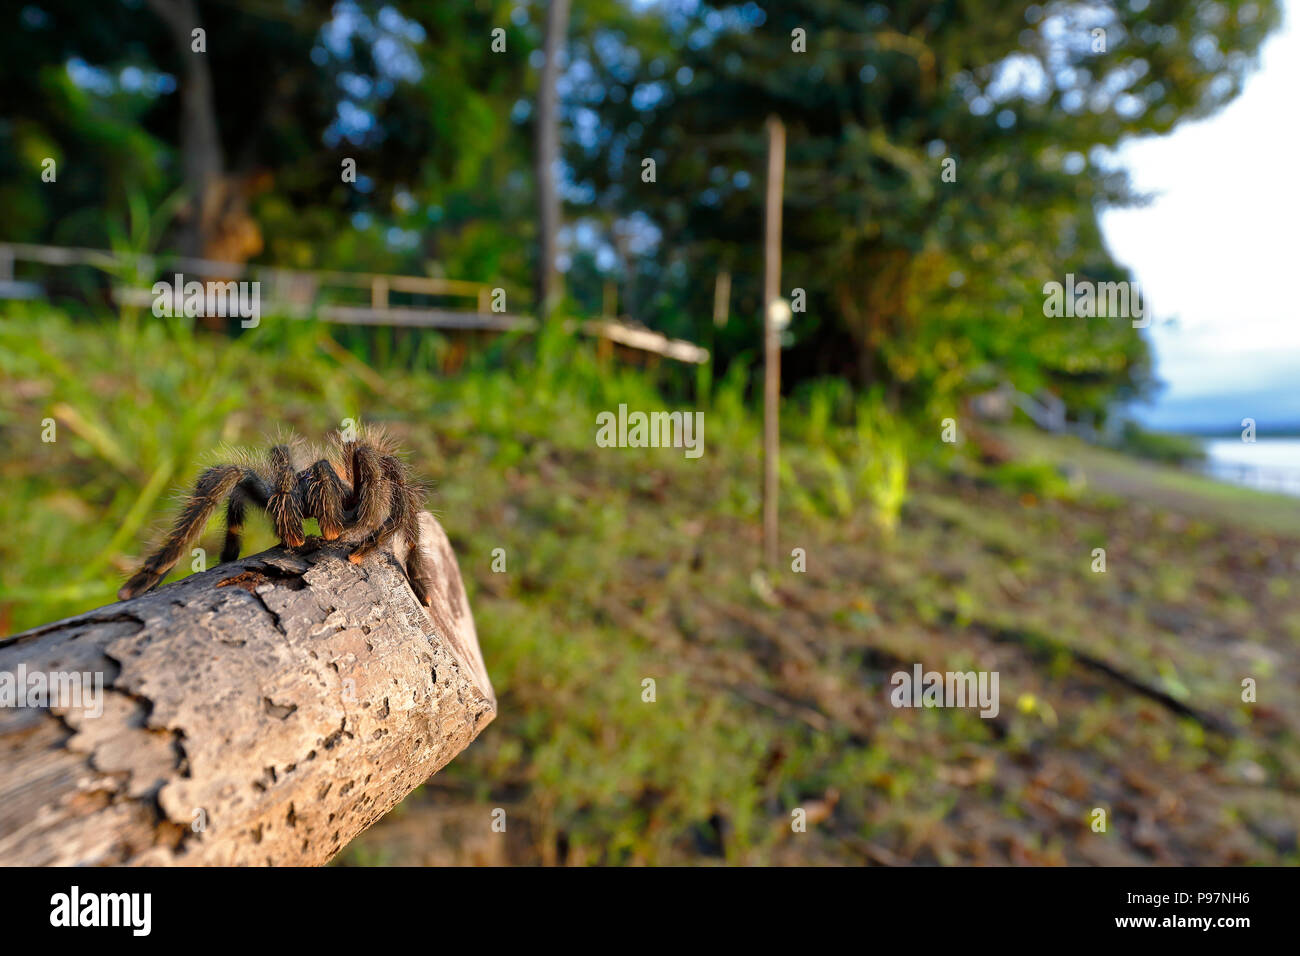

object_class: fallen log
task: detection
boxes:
[0,512,494,866]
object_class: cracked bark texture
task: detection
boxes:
[0,512,494,866]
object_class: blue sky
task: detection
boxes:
[1101,0,1299,431]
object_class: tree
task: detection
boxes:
[0,0,538,291]
[144,0,227,260]
[535,0,572,320]
[567,0,1281,413]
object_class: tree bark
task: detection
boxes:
[534,0,571,320]
[0,512,494,866]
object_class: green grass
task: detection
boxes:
[3,304,1298,866]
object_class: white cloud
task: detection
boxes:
[1100,0,1299,415]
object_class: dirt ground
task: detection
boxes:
[341,436,1300,865]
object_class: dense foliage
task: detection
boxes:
[567,0,1279,413]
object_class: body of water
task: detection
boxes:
[1200,438,1300,498]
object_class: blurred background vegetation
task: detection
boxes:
[5,0,1282,414]
[1,0,1296,864]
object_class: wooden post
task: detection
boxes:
[762,117,785,570]
[713,270,731,327]
[0,512,494,866]
[602,279,618,319]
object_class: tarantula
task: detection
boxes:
[118,429,435,606]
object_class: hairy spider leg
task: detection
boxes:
[304,459,349,540]
[118,465,245,600]
[332,435,357,486]
[350,442,394,532]
[348,457,407,564]
[401,488,436,607]
[221,471,272,563]
[267,444,306,548]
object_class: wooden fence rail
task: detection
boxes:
[0,241,709,364]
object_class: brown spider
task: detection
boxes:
[118,429,435,606]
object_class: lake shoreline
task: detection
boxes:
[1197,437,1300,498]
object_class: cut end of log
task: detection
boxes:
[0,511,494,866]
